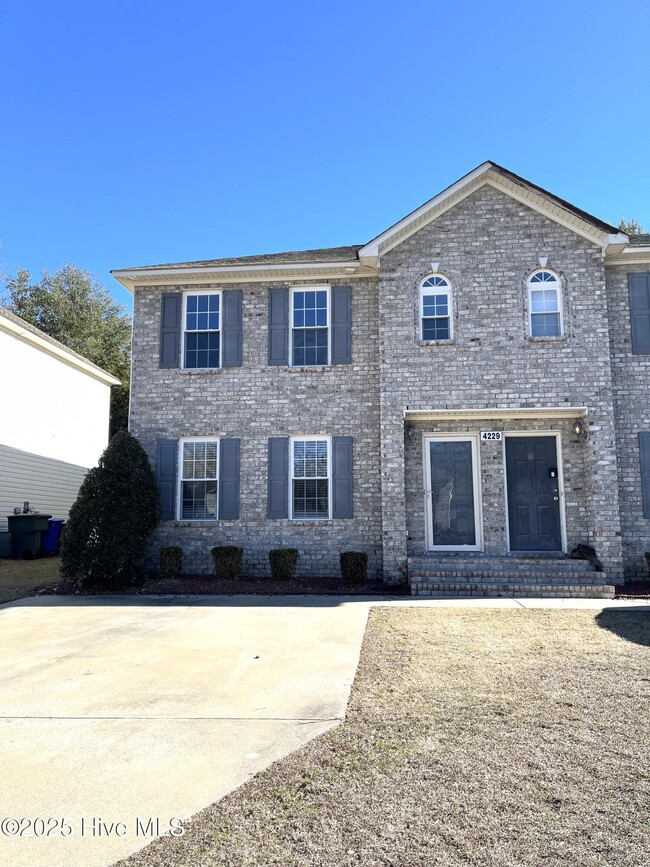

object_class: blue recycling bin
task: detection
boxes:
[43,518,65,555]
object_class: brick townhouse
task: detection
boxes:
[112,162,650,597]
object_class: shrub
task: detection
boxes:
[269,547,298,580]
[212,545,243,580]
[340,551,368,583]
[59,430,160,590]
[160,546,183,581]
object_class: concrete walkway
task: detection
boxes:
[0,593,647,867]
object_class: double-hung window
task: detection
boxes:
[291,288,329,366]
[528,271,562,337]
[420,275,452,340]
[179,438,219,520]
[291,438,330,519]
[183,291,220,368]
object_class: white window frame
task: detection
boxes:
[527,270,563,338]
[289,286,331,368]
[177,436,220,522]
[182,289,222,370]
[289,435,332,520]
[420,275,453,341]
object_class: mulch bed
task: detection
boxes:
[616,580,650,599]
[40,575,409,597]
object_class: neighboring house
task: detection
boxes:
[0,307,120,555]
[112,162,650,596]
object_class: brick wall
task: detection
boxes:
[606,264,650,580]
[130,277,383,578]
[378,185,623,580]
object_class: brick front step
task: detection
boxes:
[408,555,594,572]
[408,555,612,598]
[409,572,608,584]
[410,581,615,599]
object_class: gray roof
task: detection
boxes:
[629,233,650,246]
[0,306,120,383]
[118,245,364,272]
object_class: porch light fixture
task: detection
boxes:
[572,419,584,437]
[406,422,416,442]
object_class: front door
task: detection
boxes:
[505,436,563,552]
[426,436,481,551]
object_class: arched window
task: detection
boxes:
[528,270,562,337]
[420,275,452,341]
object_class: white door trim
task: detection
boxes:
[423,433,483,552]
[502,431,567,553]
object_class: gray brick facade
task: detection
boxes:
[130,278,383,578]
[123,168,650,585]
[606,264,650,579]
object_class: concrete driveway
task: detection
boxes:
[0,595,370,867]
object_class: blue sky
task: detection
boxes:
[1,0,649,310]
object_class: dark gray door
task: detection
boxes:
[505,436,562,552]
[429,440,477,548]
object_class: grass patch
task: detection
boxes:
[117,607,650,867]
[0,557,60,604]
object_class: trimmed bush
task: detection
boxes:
[59,430,160,590]
[340,551,368,583]
[212,545,243,580]
[269,547,298,580]
[160,546,183,581]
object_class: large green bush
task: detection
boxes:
[340,551,368,582]
[59,430,160,590]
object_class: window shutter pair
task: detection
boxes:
[159,291,242,368]
[156,438,240,520]
[268,286,352,366]
[267,436,354,519]
[629,273,650,355]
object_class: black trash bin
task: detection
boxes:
[7,513,52,559]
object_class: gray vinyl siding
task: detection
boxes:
[0,444,88,547]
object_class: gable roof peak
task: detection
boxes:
[358,161,623,263]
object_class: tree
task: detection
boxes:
[59,430,159,590]
[2,265,131,435]
[618,218,646,236]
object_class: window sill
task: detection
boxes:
[289,519,334,525]
[178,368,223,375]
[286,365,334,373]
[171,520,219,527]
[418,339,455,347]
[526,336,567,344]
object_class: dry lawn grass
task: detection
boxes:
[0,557,60,604]
[118,607,650,867]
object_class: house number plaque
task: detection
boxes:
[480,431,503,442]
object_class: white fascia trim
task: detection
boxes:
[404,406,588,421]
[359,162,493,259]
[483,178,606,247]
[112,260,375,293]
[0,316,121,386]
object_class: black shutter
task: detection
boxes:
[268,288,289,366]
[157,438,178,520]
[629,272,650,355]
[218,438,241,519]
[159,293,182,368]
[332,436,354,518]
[331,286,352,365]
[267,437,289,518]
[639,433,650,519]
[222,290,243,367]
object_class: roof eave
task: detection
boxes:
[0,315,121,386]
[111,259,376,291]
